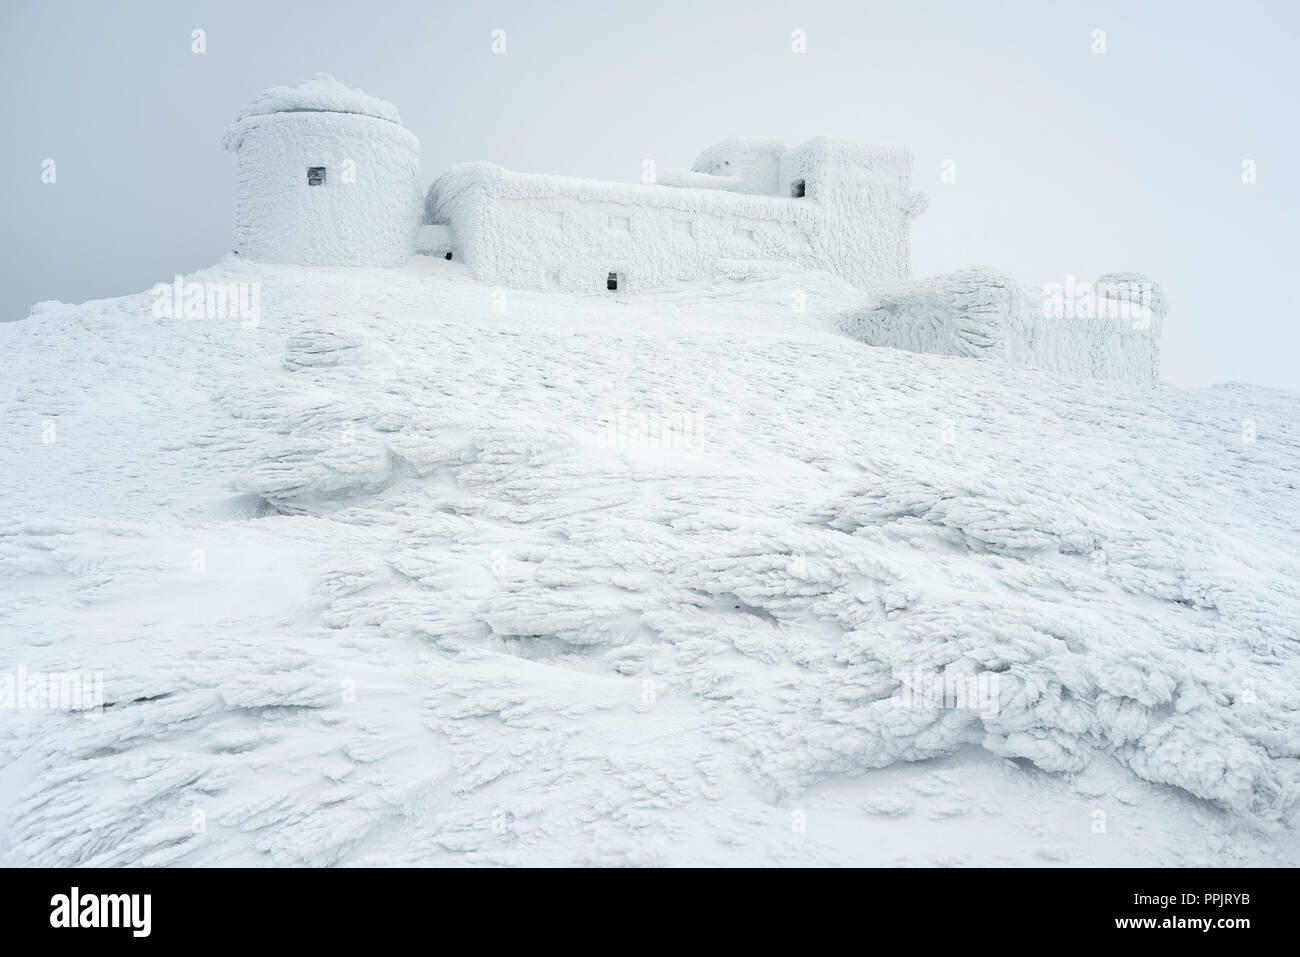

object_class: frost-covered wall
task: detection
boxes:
[426,138,928,295]
[839,267,1166,386]
[223,75,422,267]
[428,162,813,294]
[781,139,929,289]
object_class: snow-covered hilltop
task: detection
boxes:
[1,76,1295,866]
[2,256,1298,866]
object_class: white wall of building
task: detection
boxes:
[427,139,928,295]
[223,76,422,268]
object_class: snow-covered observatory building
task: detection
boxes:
[214,75,1165,387]
[425,136,929,294]
[222,74,422,267]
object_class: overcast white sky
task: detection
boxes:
[1,0,1296,390]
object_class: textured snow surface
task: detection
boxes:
[427,138,927,295]
[230,73,402,125]
[224,110,422,267]
[840,267,1165,386]
[223,75,421,267]
[2,260,1298,866]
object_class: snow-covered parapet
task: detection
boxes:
[426,138,927,294]
[839,267,1165,386]
[223,74,422,267]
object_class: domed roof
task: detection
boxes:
[232,73,402,125]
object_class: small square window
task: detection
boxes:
[307,167,326,186]
[791,179,805,198]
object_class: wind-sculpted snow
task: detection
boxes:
[839,267,1165,386]
[1,259,1297,865]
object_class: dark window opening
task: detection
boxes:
[307,167,326,186]
[607,272,619,291]
[791,179,806,198]
[444,252,453,260]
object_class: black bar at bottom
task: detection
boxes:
[0,866,1281,944]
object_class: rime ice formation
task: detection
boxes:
[2,260,1297,867]
[5,80,1237,863]
[218,74,1164,386]
[839,267,1166,386]
[426,137,928,295]
[223,74,422,267]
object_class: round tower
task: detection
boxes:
[222,74,422,266]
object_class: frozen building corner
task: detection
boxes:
[222,73,422,267]
[779,138,929,288]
